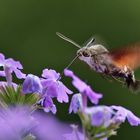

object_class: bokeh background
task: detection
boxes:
[0,0,140,139]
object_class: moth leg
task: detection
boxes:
[111,75,124,84]
[100,73,113,82]
[119,66,140,91]
[124,69,136,88]
[103,63,124,84]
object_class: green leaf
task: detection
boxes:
[0,86,40,109]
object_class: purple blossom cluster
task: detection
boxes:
[0,53,72,114]
[63,69,140,140]
[22,69,72,113]
[0,52,140,140]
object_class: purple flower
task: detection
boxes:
[111,106,140,126]
[63,125,84,140]
[33,112,71,140]
[69,94,82,113]
[4,58,26,79]
[38,96,57,114]
[84,105,140,127]
[22,74,42,94]
[0,53,26,86]
[85,106,113,127]
[41,69,73,103]
[0,107,36,139]
[64,69,102,105]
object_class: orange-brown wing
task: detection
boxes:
[110,43,140,70]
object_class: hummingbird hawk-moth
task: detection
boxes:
[56,32,140,91]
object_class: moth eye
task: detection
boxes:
[82,51,89,57]
[77,52,82,56]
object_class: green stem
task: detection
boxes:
[78,112,89,140]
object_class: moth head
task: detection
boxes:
[77,37,108,59]
[76,37,95,58]
[56,32,108,69]
[77,47,91,58]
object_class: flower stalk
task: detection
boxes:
[4,66,12,86]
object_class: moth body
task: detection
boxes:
[77,44,112,73]
[56,32,140,92]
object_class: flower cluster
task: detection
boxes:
[0,52,140,140]
[22,69,72,113]
[64,69,140,140]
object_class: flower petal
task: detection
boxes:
[0,71,6,77]
[64,69,102,104]
[0,53,5,66]
[69,94,82,113]
[84,86,102,104]
[14,69,26,79]
[127,110,140,126]
[42,96,57,114]
[111,106,140,126]
[22,74,42,94]
[42,69,60,80]
[86,106,112,127]
[63,125,84,140]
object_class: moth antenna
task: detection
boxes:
[56,32,81,49]
[86,37,95,47]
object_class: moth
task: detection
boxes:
[56,32,140,91]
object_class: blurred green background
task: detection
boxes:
[1,0,140,139]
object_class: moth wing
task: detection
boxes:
[110,43,140,70]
